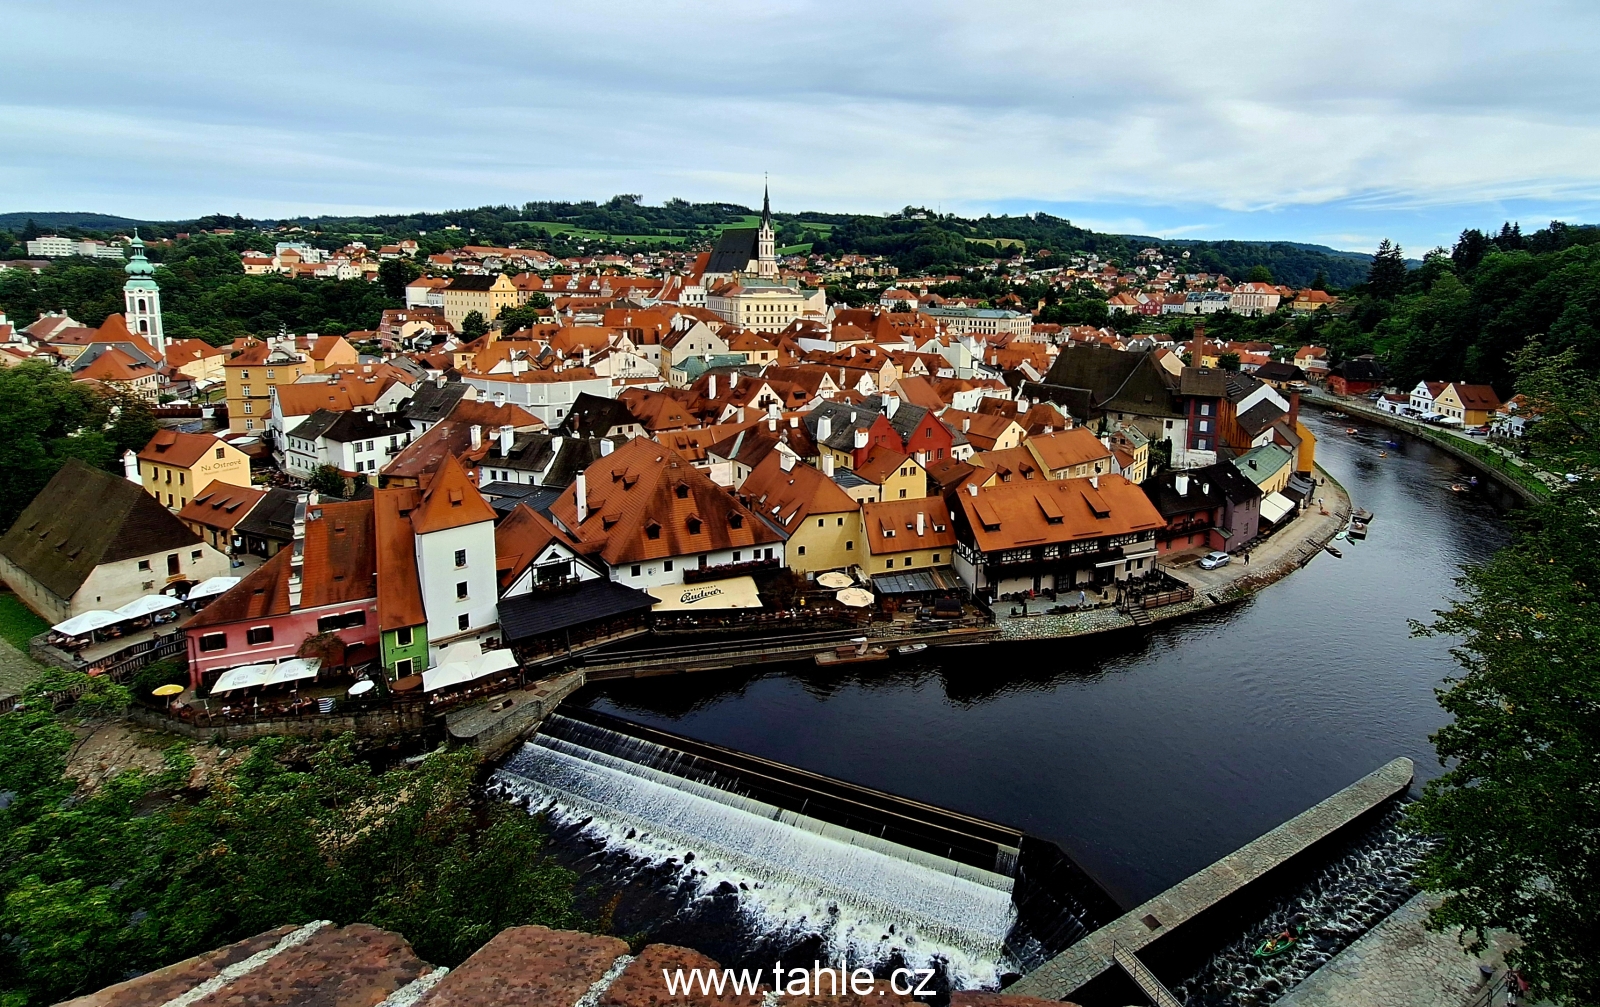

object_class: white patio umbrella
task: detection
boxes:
[835,587,876,608]
[816,572,854,589]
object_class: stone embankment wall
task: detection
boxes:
[62,920,1081,1007]
[125,703,432,743]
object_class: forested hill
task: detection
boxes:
[1,196,1373,287]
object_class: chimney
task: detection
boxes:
[494,391,505,408]
[122,449,141,484]
[915,451,927,467]
[789,415,798,428]
[1090,474,1099,488]
[1176,473,1189,497]
[780,451,796,472]
[1288,388,1301,428]
[966,482,979,496]
[575,471,589,522]
[1203,482,1211,495]
[822,453,835,477]
[885,394,899,418]
[582,347,591,368]
[854,428,869,449]
[962,417,971,432]
[288,493,309,608]
[600,438,615,457]
[499,424,514,457]
[916,512,925,536]
[470,424,483,450]
[435,374,447,389]
[817,415,832,441]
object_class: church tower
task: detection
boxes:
[756,184,777,279]
[123,231,165,355]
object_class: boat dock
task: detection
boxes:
[1006,757,1415,1005]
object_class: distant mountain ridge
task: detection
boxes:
[0,212,163,231]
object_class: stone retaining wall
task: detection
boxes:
[126,703,432,743]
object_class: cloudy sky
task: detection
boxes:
[5,1,1598,252]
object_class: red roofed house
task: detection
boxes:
[75,346,161,400]
[409,454,501,648]
[949,473,1164,599]
[548,436,786,589]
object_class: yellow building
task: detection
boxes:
[1292,419,1317,475]
[856,448,927,500]
[307,334,359,371]
[223,341,308,434]
[739,452,862,574]
[862,497,958,574]
[136,430,252,510]
[1232,443,1294,496]
[442,274,518,331]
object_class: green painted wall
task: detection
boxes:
[381,624,428,678]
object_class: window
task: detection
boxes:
[456,581,469,600]
[246,626,274,645]
[733,551,741,562]
[241,370,249,379]
[243,401,252,414]
[885,559,894,569]
[191,550,202,562]
[138,559,151,571]
[631,565,641,577]
[395,626,413,647]
[663,560,673,572]
[165,469,172,484]
[242,386,251,397]
[215,447,225,460]
[341,610,366,628]
[178,472,185,485]
[458,613,470,631]
[266,369,275,380]
[933,553,941,562]
[395,658,413,677]
[817,518,824,528]
[845,540,853,550]
[764,548,773,560]
[317,613,344,633]
[167,554,180,575]
[199,632,226,652]
[899,489,907,499]
[454,549,467,567]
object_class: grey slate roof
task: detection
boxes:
[0,459,203,601]
[1040,345,1183,419]
[706,227,759,275]
[499,579,655,642]
[400,380,469,428]
[321,410,410,444]
[233,487,301,545]
[558,393,636,438]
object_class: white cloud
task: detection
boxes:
[4,0,1600,249]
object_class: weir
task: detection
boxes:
[1007,756,1414,1005]
[491,707,1120,986]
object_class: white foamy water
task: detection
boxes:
[493,728,1019,987]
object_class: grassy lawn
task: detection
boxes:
[0,593,48,650]
[509,221,687,245]
[968,237,1025,251]
[777,243,814,255]
[1447,436,1554,499]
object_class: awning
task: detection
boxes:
[1260,491,1295,525]
[187,576,240,601]
[52,610,123,635]
[648,575,762,612]
[210,664,272,692]
[114,595,182,619]
[870,566,963,595]
[262,658,320,686]
[423,646,517,692]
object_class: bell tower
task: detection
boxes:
[757,183,777,279]
[123,231,165,355]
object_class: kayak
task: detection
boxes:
[1252,927,1302,959]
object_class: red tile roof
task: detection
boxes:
[410,454,496,535]
[374,487,425,630]
[953,474,1163,554]
[861,497,957,555]
[177,481,267,532]
[139,429,231,468]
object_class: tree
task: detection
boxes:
[890,300,913,313]
[306,464,346,498]
[20,218,41,242]
[460,311,488,340]
[1367,239,1408,299]
[1407,346,1600,1005]
[1452,228,1491,274]
[377,257,422,301]
[1216,351,1241,371]
[0,674,582,1005]
[1310,270,1328,291]
[1245,265,1274,283]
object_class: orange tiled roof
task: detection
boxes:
[138,429,232,468]
[861,497,956,554]
[374,487,425,630]
[953,474,1163,554]
[410,454,496,534]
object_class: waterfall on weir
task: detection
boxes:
[491,714,1026,988]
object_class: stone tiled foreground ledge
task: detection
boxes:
[1008,756,1414,1002]
[58,922,1080,1007]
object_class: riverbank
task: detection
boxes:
[1303,391,1551,503]
[990,465,1351,643]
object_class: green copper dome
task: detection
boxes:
[124,231,155,277]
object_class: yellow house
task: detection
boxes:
[739,452,862,573]
[137,430,251,510]
[1434,383,1502,427]
[442,274,518,330]
[856,448,927,500]
[1232,443,1294,496]
[1108,423,1149,484]
[1292,419,1317,475]
[1024,428,1115,480]
[307,334,359,372]
[224,341,308,434]
[862,497,958,575]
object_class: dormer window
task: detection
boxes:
[645,521,661,540]
[675,483,689,499]
[687,516,702,534]
[728,513,742,529]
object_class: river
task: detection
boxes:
[563,407,1512,913]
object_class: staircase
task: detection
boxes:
[1127,605,1154,628]
[1111,942,1182,1007]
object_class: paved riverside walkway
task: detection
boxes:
[993,466,1352,643]
[1276,892,1522,1007]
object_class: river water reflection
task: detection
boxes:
[575,409,1512,909]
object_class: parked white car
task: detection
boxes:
[1198,551,1232,570]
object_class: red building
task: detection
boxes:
[1326,356,1388,397]
[183,497,380,690]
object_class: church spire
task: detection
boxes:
[761,181,772,228]
[756,181,777,279]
